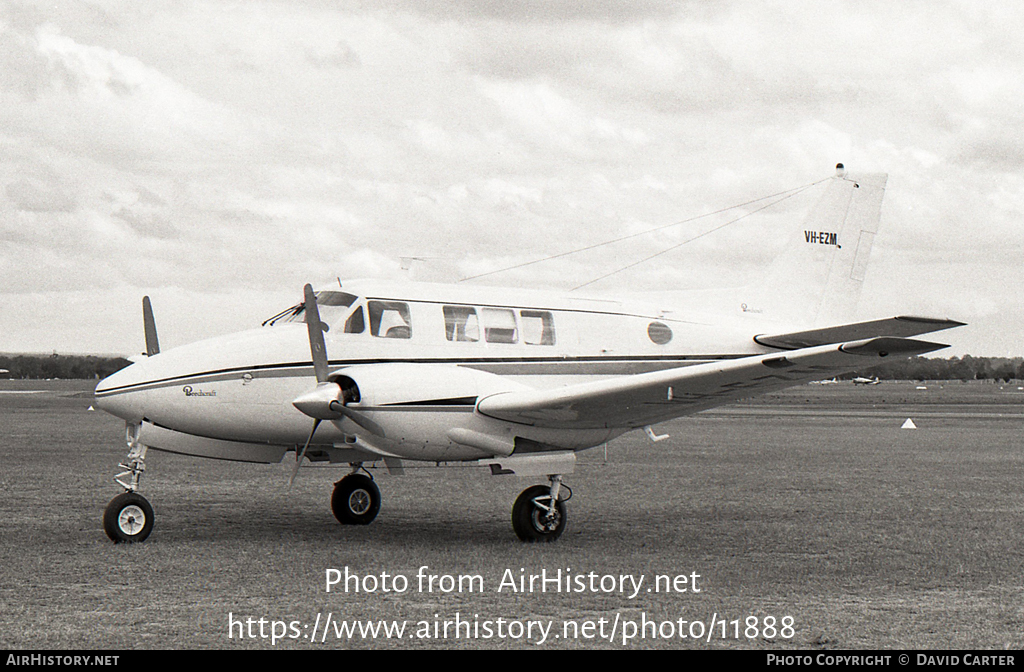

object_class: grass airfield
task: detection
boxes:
[1,379,1021,650]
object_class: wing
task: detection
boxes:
[476,337,947,430]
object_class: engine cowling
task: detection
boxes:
[327,363,532,409]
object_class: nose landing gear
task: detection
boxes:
[103,424,154,543]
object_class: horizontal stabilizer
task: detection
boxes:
[755,316,965,350]
[838,337,949,357]
[476,337,949,430]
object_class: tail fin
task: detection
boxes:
[743,167,887,327]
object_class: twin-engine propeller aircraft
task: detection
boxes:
[94,166,963,543]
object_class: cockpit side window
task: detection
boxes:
[317,291,359,308]
[520,310,555,345]
[481,308,518,344]
[443,306,480,342]
[368,300,412,339]
[344,305,365,333]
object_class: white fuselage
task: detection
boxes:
[94,279,779,463]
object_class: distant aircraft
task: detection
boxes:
[852,376,881,385]
[94,166,964,543]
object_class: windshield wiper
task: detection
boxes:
[262,303,304,326]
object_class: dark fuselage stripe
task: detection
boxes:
[93,354,747,397]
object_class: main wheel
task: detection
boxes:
[512,484,567,542]
[331,474,381,525]
[103,492,154,543]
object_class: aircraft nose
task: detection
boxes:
[94,360,147,422]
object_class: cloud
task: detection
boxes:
[0,2,1021,355]
[477,79,650,153]
[0,21,51,99]
[29,25,243,158]
[306,40,361,68]
[382,0,683,24]
[5,177,76,212]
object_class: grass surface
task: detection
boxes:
[1,380,1021,649]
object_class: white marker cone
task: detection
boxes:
[87,405,95,411]
[901,418,917,429]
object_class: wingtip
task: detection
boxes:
[894,315,967,329]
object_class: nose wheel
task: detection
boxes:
[104,492,154,543]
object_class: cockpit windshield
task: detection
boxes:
[262,291,359,327]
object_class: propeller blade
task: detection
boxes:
[289,418,321,487]
[142,296,160,356]
[330,401,386,438]
[303,284,330,384]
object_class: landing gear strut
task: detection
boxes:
[331,469,381,525]
[104,423,154,543]
[512,475,569,542]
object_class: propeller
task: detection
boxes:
[288,284,383,486]
[142,296,160,356]
[289,418,322,487]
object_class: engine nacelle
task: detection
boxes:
[328,363,532,409]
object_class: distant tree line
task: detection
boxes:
[0,354,132,380]
[847,355,1023,383]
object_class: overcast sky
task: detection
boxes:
[1,1,1021,357]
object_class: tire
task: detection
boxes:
[331,474,381,525]
[512,484,567,542]
[104,492,154,543]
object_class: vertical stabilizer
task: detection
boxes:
[742,167,887,327]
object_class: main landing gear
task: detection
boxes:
[512,475,570,542]
[104,426,154,543]
[327,469,570,542]
[331,469,381,525]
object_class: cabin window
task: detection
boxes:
[481,308,518,344]
[520,310,555,345]
[344,305,365,334]
[443,306,480,342]
[648,321,672,345]
[368,300,412,339]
